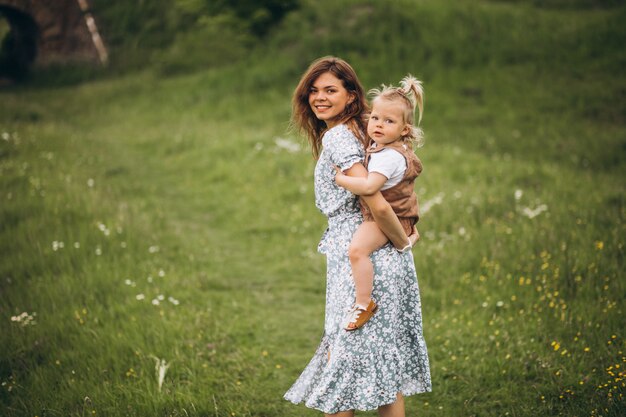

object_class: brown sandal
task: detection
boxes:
[344,299,378,331]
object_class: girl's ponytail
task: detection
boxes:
[400,75,424,126]
[369,74,425,148]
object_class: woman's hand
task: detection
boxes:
[398,226,420,253]
[408,226,420,247]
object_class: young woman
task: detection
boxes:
[284,56,431,417]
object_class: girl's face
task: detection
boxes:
[308,72,354,128]
[367,99,410,145]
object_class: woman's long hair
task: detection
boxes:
[292,56,369,158]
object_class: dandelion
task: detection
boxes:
[149,356,171,393]
[595,241,604,250]
[552,341,561,351]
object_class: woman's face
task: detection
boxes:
[308,72,354,128]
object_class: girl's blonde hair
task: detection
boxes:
[292,56,369,159]
[369,75,425,148]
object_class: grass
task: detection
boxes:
[1,0,625,416]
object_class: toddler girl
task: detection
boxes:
[335,75,424,331]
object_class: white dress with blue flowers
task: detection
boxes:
[284,124,432,413]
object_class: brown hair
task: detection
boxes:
[292,56,369,158]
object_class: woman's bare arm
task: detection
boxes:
[343,163,413,249]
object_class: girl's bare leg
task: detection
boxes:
[348,221,389,306]
[378,392,405,417]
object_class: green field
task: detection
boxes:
[1,0,625,416]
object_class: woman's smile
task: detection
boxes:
[308,72,353,128]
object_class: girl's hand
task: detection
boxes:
[334,165,345,180]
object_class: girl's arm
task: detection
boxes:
[343,163,413,250]
[335,168,387,196]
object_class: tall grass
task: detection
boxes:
[1,0,624,416]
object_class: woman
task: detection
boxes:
[284,56,431,416]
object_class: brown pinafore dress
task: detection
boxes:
[361,140,423,236]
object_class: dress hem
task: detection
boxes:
[283,385,432,414]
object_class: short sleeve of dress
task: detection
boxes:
[322,125,364,171]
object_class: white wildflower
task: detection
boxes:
[136,294,145,301]
[158,269,165,277]
[95,247,102,256]
[11,311,36,326]
[87,178,95,188]
[274,137,301,153]
[514,189,523,201]
[149,356,171,393]
[421,192,445,215]
[168,296,180,306]
[151,299,160,306]
[148,245,160,253]
[73,242,80,249]
[521,204,548,219]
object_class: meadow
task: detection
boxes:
[1,0,625,416]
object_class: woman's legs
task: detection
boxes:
[323,393,404,417]
[348,221,389,306]
[378,392,405,417]
[325,411,354,417]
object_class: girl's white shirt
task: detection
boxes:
[367,146,407,190]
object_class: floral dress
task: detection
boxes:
[284,124,432,413]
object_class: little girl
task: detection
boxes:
[335,75,424,331]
